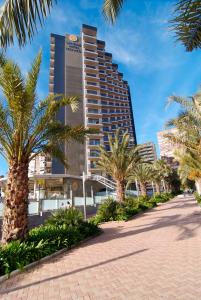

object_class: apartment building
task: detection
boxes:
[49,24,136,176]
[157,128,179,169]
[28,153,52,175]
[138,142,157,163]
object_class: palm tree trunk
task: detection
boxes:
[116,180,125,202]
[156,183,160,194]
[2,160,29,244]
[140,182,147,196]
[195,178,201,195]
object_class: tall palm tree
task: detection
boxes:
[98,129,140,202]
[128,163,153,196]
[166,89,201,193]
[0,51,90,244]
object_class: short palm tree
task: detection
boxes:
[128,163,153,196]
[98,129,140,202]
[0,51,89,244]
[152,159,172,193]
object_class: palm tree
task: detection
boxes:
[128,163,153,196]
[0,51,90,244]
[98,129,140,202]
[152,159,172,193]
[170,0,201,51]
[166,89,201,193]
[175,149,201,193]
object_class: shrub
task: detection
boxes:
[91,192,173,225]
[45,207,83,227]
[194,192,201,205]
[91,198,129,224]
[0,208,100,277]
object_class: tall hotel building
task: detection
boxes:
[49,24,136,176]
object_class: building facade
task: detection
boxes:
[28,153,52,175]
[157,128,179,169]
[49,24,137,176]
[138,142,157,163]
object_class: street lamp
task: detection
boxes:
[82,171,87,221]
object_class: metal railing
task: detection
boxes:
[90,175,116,190]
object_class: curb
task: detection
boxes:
[0,231,102,284]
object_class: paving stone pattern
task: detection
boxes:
[1,195,201,300]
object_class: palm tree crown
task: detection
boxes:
[98,129,140,202]
[128,163,153,196]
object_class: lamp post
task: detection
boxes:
[82,171,87,221]
[135,179,139,196]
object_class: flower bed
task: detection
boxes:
[90,193,174,225]
[0,207,101,276]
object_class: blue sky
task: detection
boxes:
[1,0,201,174]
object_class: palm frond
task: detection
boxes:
[0,0,56,48]
[25,50,42,103]
[170,0,201,51]
[102,0,125,23]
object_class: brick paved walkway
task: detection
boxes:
[1,195,201,300]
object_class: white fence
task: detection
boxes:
[0,195,109,217]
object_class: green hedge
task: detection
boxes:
[90,192,173,225]
[0,208,101,276]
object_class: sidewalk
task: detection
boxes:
[1,195,201,299]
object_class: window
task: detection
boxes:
[102,109,108,113]
[88,118,99,124]
[90,150,100,157]
[111,117,115,121]
[88,99,98,104]
[103,136,109,141]
[103,126,109,132]
[111,125,116,130]
[110,109,114,113]
[86,73,96,77]
[88,108,98,114]
[86,65,96,69]
[87,90,97,95]
[89,139,100,145]
[86,56,96,61]
[102,118,109,123]
[99,70,105,74]
[87,82,97,86]
[101,93,107,96]
[85,48,95,52]
[105,145,110,151]
[90,161,97,169]
[101,101,107,105]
